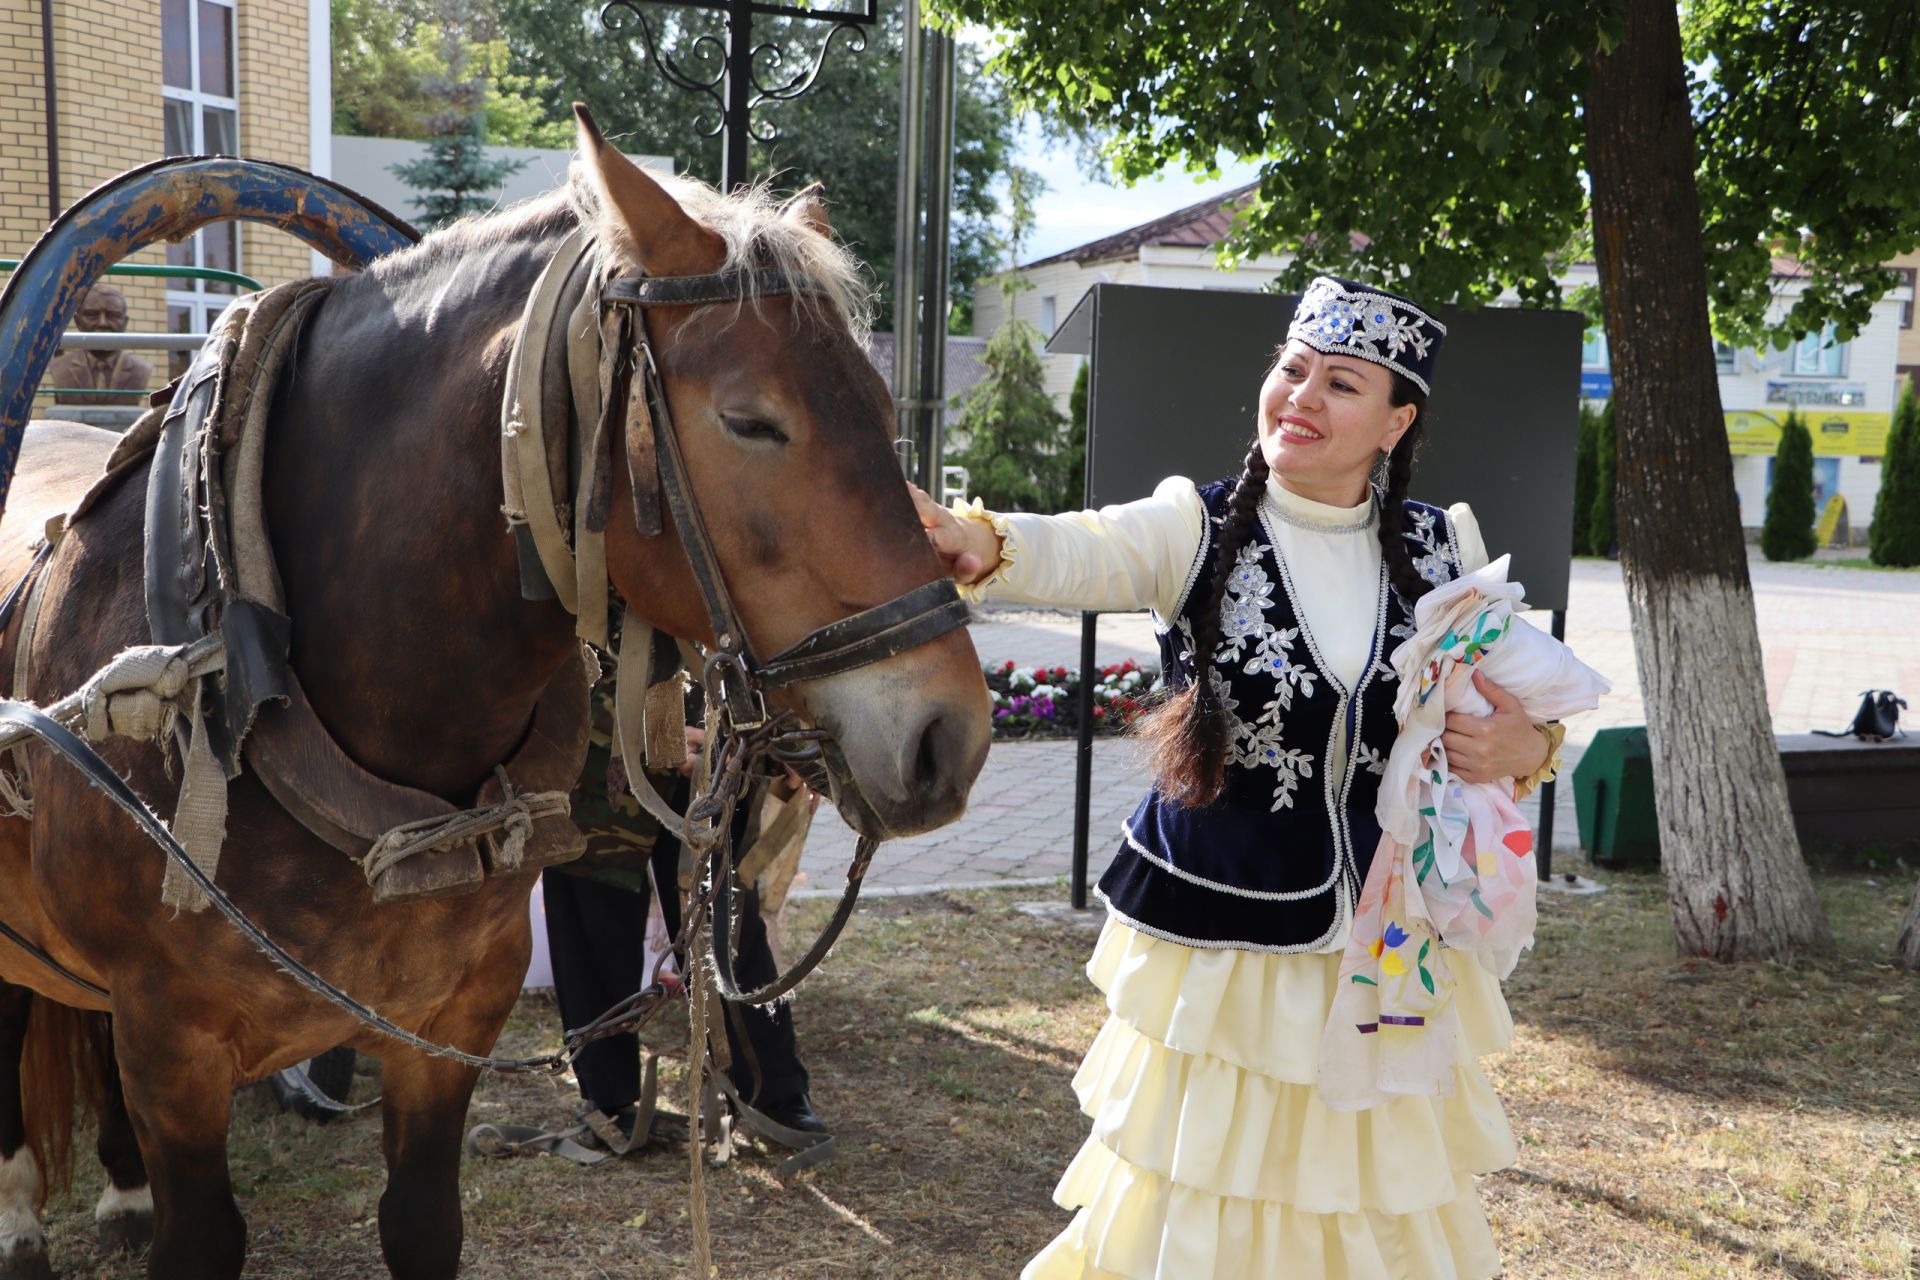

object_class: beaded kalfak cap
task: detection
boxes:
[1287,275,1446,395]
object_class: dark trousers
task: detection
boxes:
[541,828,808,1115]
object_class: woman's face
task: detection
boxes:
[1256,339,1417,503]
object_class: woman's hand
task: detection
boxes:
[1443,671,1551,785]
[910,485,1001,584]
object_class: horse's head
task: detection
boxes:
[573,109,990,838]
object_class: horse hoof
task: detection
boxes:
[97,1210,154,1256]
[0,1241,54,1280]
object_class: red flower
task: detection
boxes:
[1053,666,1068,679]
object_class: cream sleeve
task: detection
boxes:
[952,476,1207,618]
[1448,502,1489,574]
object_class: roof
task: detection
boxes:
[864,333,992,406]
[1022,183,1261,270]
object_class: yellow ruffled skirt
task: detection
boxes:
[1024,918,1516,1280]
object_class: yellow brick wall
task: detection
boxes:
[0,0,313,403]
[236,0,311,293]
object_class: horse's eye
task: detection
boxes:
[722,414,789,444]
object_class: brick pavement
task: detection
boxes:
[794,556,1920,898]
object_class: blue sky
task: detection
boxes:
[1010,116,1263,265]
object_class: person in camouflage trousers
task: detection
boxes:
[542,680,824,1149]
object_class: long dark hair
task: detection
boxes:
[1137,369,1430,807]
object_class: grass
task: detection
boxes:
[36,866,1920,1279]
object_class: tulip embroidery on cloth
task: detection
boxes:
[1318,556,1610,1112]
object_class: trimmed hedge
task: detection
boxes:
[1761,410,1817,561]
[1871,387,1920,567]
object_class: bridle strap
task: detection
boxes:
[601,269,829,309]
[604,269,970,718]
[757,579,971,688]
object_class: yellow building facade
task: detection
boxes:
[1,0,324,401]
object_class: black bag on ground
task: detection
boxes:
[1813,690,1908,741]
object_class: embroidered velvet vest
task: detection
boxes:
[1097,480,1463,953]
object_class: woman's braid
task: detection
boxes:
[1375,375,1433,605]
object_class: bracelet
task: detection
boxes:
[1513,721,1566,801]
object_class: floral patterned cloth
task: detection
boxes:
[1318,557,1609,1112]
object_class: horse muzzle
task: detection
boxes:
[801,664,990,839]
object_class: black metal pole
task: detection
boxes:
[1071,611,1097,908]
[38,0,60,223]
[1536,606,1568,880]
[721,0,753,192]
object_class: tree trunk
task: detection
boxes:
[1582,0,1831,959]
[1899,878,1920,970]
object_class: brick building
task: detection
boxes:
[1,0,330,401]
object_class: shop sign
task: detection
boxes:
[1726,409,1890,456]
[1765,380,1868,407]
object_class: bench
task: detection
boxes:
[1778,733,1920,856]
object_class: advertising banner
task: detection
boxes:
[1725,409,1889,457]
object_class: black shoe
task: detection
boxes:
[755,1092,829,1137]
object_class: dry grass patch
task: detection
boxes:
[36,868,1920,1278]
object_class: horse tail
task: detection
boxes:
[19,997,112,1208]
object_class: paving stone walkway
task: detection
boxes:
[795,555,1920,898]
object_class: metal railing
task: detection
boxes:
[2,258,245,400]
[0,259,264,291]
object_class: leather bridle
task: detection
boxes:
[590,260,970,1006]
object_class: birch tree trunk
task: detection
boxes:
[1899,879,1920,970]
[1582,0,1832,959]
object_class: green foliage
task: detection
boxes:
[334,1,565,143]
[1589,401,1617,558]
[1871,387,1920,567]
[949,321,1075,513]
[1761,412,1818,562]
[1572,401,1601,555]
[494,0,1021,331]
[924,0,1920,353]
[1060,360,1089,507]
[391,112,529,226]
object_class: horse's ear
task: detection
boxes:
[784,182,832,239]
[573,103,724,274]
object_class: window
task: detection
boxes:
[1789,324,1847,377]
[1039,295,1057,336]
[1896,267,1916,330]
[162,0,239,336]
[1581,327,1608,370]
[1714,340,1737,373]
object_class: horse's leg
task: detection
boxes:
[111,1015,244,1280]
[374,954,524,1280]
[91,1035,152,1257]
[0,985,51,1280]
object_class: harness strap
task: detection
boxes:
[502,228,595,617]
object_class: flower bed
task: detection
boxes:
[985,658,1161,740]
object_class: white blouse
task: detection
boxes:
[959,476,1490,836]
[962,474,1489,690]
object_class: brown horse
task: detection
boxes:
[0,116,989,1279]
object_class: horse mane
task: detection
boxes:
[351,169,876,340]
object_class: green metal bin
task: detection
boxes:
[1572,726,1661,867]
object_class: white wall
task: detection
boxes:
[330,135,671,226]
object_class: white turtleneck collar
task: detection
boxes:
[1265,473,1377,533]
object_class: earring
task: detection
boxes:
[1369,450,1391,491]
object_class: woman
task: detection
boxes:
[916,277,1566,1279]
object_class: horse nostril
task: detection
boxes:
[912,711,947,795]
